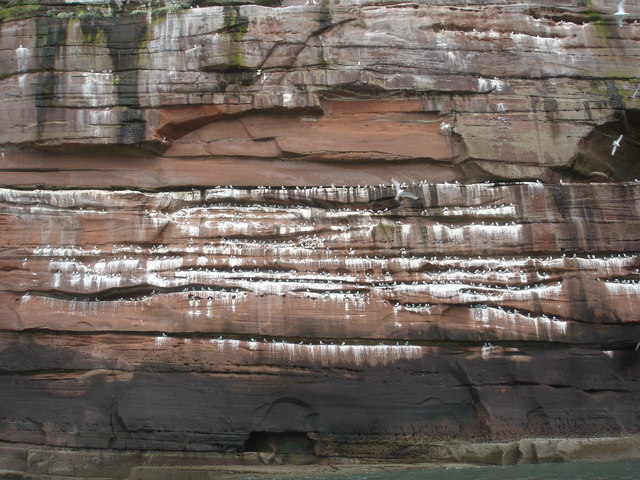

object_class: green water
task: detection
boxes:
[254,458,640,480]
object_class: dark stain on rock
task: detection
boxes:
[201,7,252,75]
[317,5,332,34]
[34,16,68,140]
[543,96,558,121]
[223,6,250,40]
[100,15,148,144]
[428,183,439,208]
[550,183,573,220]
[605,80,624,117]
[583,100,593,121]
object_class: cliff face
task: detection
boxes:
[2,0,639,185]
[1,183,640,457]
[1,0,640,472]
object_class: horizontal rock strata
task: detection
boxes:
[1,0,639,184]
[0,183,638,455]
[1,0,640,472]
[2,438,640,479]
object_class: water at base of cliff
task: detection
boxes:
[247,458,640,480]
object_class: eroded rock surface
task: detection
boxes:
[0,183,639,458]
[0,0,640,473]
[1,0,640,184]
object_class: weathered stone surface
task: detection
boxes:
[2,437,640,479]
[1,0,640,474]
[1,0,639,184]
[1,184,639,340]
[0,183,638,460]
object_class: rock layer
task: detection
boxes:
[0,183,639,457]
[1,0,640,184]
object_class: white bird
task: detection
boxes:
[614,0,628,27]
[611,134,623,155]
[391,178,419,201]
[439,121,453,136]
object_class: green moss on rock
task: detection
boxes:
[0,1,41,22]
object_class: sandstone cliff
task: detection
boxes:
[1,0,639,185]
[0,0,639,476]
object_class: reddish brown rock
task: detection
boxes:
[1,0,639,183]
[1,0,640,474]
[0,183,638,460]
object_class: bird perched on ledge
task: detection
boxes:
[391,178,419,201]
[439,121,454,136]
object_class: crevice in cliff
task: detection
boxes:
[5,284,250,302]
[311,15,356,37]
[527,7,593,25]
[564,110,640,182]
[243,431,316,456]
[6,328,638,352]
[0,367,125,377]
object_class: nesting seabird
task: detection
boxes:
[439,121,453,136]
[614,0,628,27]
[391,178,419,201]
[611,134,623,155]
